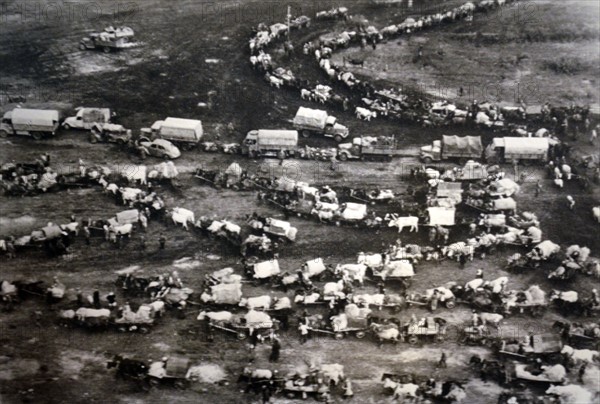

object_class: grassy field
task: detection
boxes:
[332,0,600,106]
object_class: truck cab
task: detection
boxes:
[241,131,258,155]
[323,116,349,141]
[419,140,442,163]
[63,108,112,130]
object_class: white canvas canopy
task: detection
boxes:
[225,162,243,178]
[210,283,242,304]
[376,261,414,279]
[293,107,328,128]
[427,207,456,226]
[253,260,280,279]
[340,203,367,220]
[153,161,179,179]
[116,209,140,224]
[304,258,326,276]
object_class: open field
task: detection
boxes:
[1,0,599,403]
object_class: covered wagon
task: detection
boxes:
[201,283,243,306]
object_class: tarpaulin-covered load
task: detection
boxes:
[293,107,328,128]
[339,203,367,220]
[222,221,241,235]
[436,182,463,204]
[104,26,134,38]
[152,161,179,179]
[427,207,456,226]
[442,135,483,156]
[534,240,560,258]
[116,209,140,225]
[490,197,516,211]
[265,219,297,241]
[41,225,66,240]
[38,171,58,190]
[525,227,542,243]
[375,260,415,279]
[270,23,288,36]
[458,160,488,180]
[488,178,520,196]
[244,310,274,328]
[274,178,308,193]
[304,258,326,276]
[210,283,242,304]
[252,260,280,279]
[224,162,243,178]
[298,185,318,197]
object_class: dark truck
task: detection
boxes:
[336,136,401,161]
[419,135,483,164]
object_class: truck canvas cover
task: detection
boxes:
[161,117,203,139]
[257,130,298,146]
[503,137,549,155]
[10,109,59,126]
[293,107,327,128]
[442,135,482,155]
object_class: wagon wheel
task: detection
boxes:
[31,132,43,140]
[138,326,149,334]
[445,300,456,309]
[301,130,311,138]
[435,334,445,342]
[79,43,87,51]
[355,331,366,339]
[334,332,345,340]
[237,331,248,340]
[103,46,111,53]
[392,305,402,313]
[408,335,419,345]
[148,377,160,387]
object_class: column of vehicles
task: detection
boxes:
[0,107,559,166]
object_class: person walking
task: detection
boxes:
[589,126,597,144]
[158,233,166,249]
[330,156,337,172]
[139,213,148,232]
[437,351,447,368]
[342,378,354,398]
[429,290,440,312]
[93,290,101,309]
[566,195,575,211]
[269,337,281,362]
[535,180,542,197]
[476,268,484,279]
[578,363,587,383]
[299,322,309,344]
[83,226,91,245]
[140,235,146,251]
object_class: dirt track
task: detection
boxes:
[1,0,599,403]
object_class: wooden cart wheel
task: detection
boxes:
[445,300,456,309]
[334,332,344,340]
[237,331,248,340]
[355,331,366,339]
[408,335,419,345]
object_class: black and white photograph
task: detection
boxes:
[1,0,599,402]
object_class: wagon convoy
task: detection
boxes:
[2,0,600,402]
